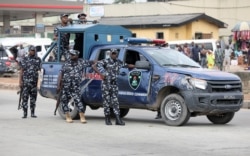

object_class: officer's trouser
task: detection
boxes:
[101,82,120,116]
[22,83,37,111]
[60,86,85,113]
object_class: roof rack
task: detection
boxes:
[69,19,98,25]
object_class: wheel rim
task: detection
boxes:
[68,98,75,113]
[165,99,182,120]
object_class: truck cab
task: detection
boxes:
[39,23,243,126]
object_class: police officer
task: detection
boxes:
[77,12,87,24]
[19,45,42,118]
[73,13,87,58]
[53,13,71,61]
[57,49,95,123]
[92,49,134,126]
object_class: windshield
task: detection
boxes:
[144,48,201,68]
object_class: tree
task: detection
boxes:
[113,0,135,4]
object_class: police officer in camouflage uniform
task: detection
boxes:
[73,13,87,58]
[53,13,71,61]
[93,49,134,126]
[57,49,95,123]
[19,45,42,118]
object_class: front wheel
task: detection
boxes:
[161,94,190,126]
[207,112,235,124]
[58,98,79,120]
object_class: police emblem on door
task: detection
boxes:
[129,71,141,90]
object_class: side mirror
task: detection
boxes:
[135,61,150,70]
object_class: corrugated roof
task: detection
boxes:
[99,13,227,28]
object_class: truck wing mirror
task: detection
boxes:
[135,61,150,70]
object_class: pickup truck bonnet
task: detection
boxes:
[166,67,241,81]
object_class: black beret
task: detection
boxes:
[29,45,36,52]
[60,13,69,18]
[77,13,87,18]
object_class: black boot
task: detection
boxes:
[105,115,112,125]
[31,110,37,118]
[22,109,27,119]
[115,115,125,126]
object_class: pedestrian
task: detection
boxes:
[53,13,71,61]
[215,43,224,71]
[57,49,95,123]
[183,43,192,58]
[207,50,215,69]
[223,45,233,71]
[9,45,18,62]
[191,44,201,63]
[19,45,42,118]
[16,44,26,67]
[73,13,87,58]
[200,44,208,68]
[92,49,134,126]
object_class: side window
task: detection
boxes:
[98,49,110,60]
[44,45,58,62]
[204,43,213,51]
[97,48,121,61]
[125,50,147,64]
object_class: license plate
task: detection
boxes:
[223,95,236,99]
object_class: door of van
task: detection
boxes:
[39,42,63,99]
[118,49,152,107]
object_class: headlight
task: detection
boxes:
[189,78,207,90]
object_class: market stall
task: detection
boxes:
[231,21,250,67]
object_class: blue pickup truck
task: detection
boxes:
[39,23,243,126]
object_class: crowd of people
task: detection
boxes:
[170,41,239,71]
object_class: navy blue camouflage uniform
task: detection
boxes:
[96,58,123,116]
[60,58,92,113]
[20,54,41,116]
[54,25,70,60]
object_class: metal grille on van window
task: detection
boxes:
[207,80,242,92]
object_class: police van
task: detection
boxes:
[39,23,243,126]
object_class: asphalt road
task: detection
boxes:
[0,89,250,156]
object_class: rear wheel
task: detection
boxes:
[58,98,79,120]
[161,94,190,126]
[207,112,235,124]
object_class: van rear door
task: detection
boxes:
[39,42,62,99]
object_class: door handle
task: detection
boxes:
[49,65,53,68]
[120,72,127,76]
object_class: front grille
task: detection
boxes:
[207,80,242,93]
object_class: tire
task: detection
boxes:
[161,94,190,126]
[58,98,79,120]
[110,108,130,118]
[207,112,235,124]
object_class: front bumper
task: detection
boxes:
[182,91,243,113]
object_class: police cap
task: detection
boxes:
[110,48,118,54]
[69,49,79,56]
[77,13,87,18]
[29,45,36,52]
[60,13,69,18]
